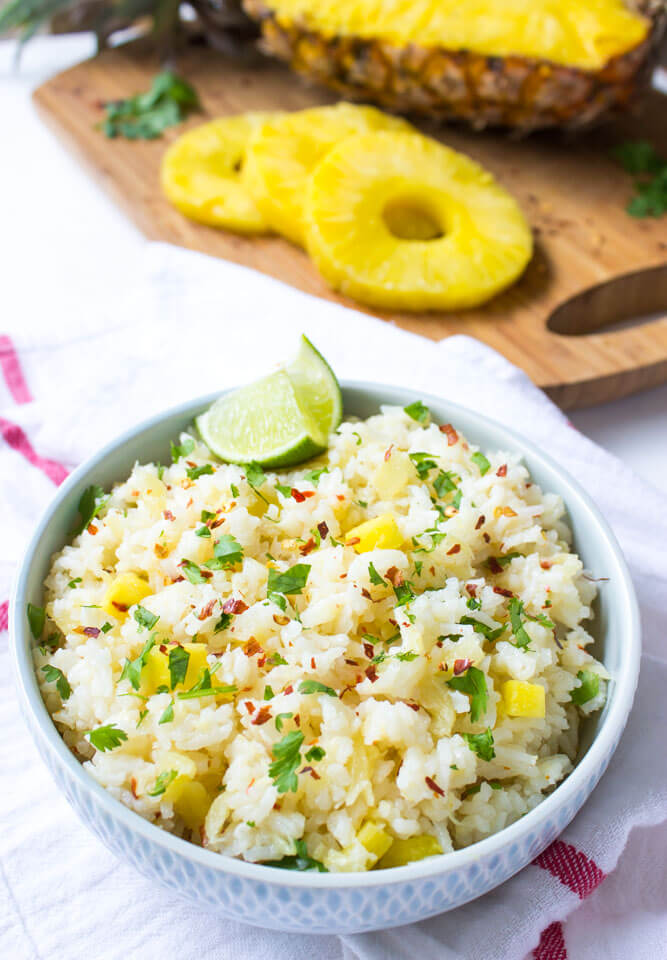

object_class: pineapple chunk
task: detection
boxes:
[376,835,443,869]
[357,821,393,864]
[502,680,546,718]
[158,751,212,829]
[102,572,151,620]
[140,642,209,696]
[345,514,402,552]
[372,451,413,499]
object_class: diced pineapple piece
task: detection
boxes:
[345,514,403,552]
[140,642,210,696]
[376,835,443,869]
[357,821,394,864]
[372,451,413,499]
[102,572,151,619]
[157,751,212,829]
[501,680,546,718]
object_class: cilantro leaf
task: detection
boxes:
[304,746,325,762]
[264,838,328,872]
[269,592,288,612]
[195,525,211,538]
[434,471,457,497]
[147,769,178,797]
[73,484,109,536]
[409,452,437,479]
[133,605,159,631]
[275,712,293,732]
[267,652,288,667]
[508,598,532,649]
[276,483,292,498]
[269,730,304,793]
[171,436,195,462]
[85,723,128,752]
[41,664,71,700]
[463,728,496,762]
[205,534,243,570]
[159,701,174,724]
[447,665,488,723]
[298,680,337,697]
[103,71,199,141]
[186,463,214,480]
[101,622,113,634]
[120,635,155,691]
[303,467,328,486]
[244,461,268,502]
[177,683,236,700]
[393,581,415,607]
[214,613,233,633]
[395,651,419,662]
[612,140,664,175]
[471,451,491,476]
[68,578,82,589]
[267,564,311,597]
[168,646,190,689]
[180,559,206,584]
[263,685,275,701]
[460,616,506,643]
[404,401,429,424]
[571,669,600,706]
[27,602,45,640]
[368,562,387,586]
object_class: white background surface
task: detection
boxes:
[2,34,666,494]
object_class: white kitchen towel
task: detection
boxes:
[1,243,666,960]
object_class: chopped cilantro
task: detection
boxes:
[27,602,45,640]
[393,581,415,607]
[471,451,491,476]
[186,464,214,480]
[276,483,292,498]
[368,562,387,586]
[133,605,159,631]
[177,680,236,700]
[205,534,244,570]
[246,820,256,828]
[452,490,463,510]
[101,622,113,634]
[120,635,155,691]
[409,452,438,479]
[159,701,174,724]
[508,598,532,649]
[230,483,240,498]
[263,685,275,701]
[267,652,288,667]
[404,401,429,424]
[298,680,337,697]
[352,432,362,446]
[356,500,368,509]
[460,616,506,643]
[264,838,328,872]
[434,471,457,497]
[529,611,555,629]
[67,578,82,589]
[414,560,423,576]
[447,666,488,723]
[170,436,195,463]
[463,728,496,762]
[275,712,293,732]
[269,592,288,612]
[102,71,199,141]
[148,769,178,797]
[168,646,190,689]
[85,723,128,752]
[41,664,71,700]
[244,461,269,503]
[137,709,148,728]
[195,525,212,538]
[304,467,328,486]
[612,140,667,218]
[73,484,110,536]
[571,669,600,706]
[269,730,304,793]
[267,564,311,596]
[180,559,206,584]
[304,746,326,762]
[200,510,216,523]
[395,651,419,662]
[466,596,481,610]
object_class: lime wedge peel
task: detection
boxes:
[195,336,343,468]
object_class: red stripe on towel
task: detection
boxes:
[534,840,606,899]
[0,335,33,404]
[0,600,8,632]
[533,921,567,960]
[0,418,68,486]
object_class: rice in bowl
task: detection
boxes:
[35,404,607,872]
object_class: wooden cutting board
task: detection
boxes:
[33,37,667,409]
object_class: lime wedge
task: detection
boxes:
[196,336,342,468]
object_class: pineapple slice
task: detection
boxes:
[305,130,533,311]
[102,572,151,620]
[501,680,546,718]
[161,113,279,232]
[243,103,411,246]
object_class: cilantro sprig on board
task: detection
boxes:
[102,71,199,141]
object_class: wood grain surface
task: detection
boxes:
[33,37,667,409]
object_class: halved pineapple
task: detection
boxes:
[243,103,411,247]
[305,130,533,312]
[161,113,280,232]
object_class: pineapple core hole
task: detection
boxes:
[383,199,443,241]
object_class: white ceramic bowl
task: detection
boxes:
[11,383,640,933]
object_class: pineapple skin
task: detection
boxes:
[242,0,666,132]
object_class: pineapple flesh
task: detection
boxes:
[161,113,280,231]
[305,130,533,311]
[243,103,411,246]
[243,0,663,132]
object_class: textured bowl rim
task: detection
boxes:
[10,381,640,890]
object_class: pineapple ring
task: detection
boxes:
[305,130,533,312]
[160,113,280,232]
[243,103,412,247]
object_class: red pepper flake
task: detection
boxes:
[304,491,316,499]
[475,515,485,530]
[87,524,98,535]
[291,488,306,503]
[197,599,217,621]
[483,533,491,543]
[447,543,461,555]
[163,510,175,521]
[284,684,294,695]
[336,494,345,502]
[223,598,247,615]
[425,775,445,797]
[453,658,472,675]
[384,444,394,462]
[83,626,100,637]
[385,566,404,587]
[273,613,290,626]
[199,824,209,846]
[365,664,378,683]
[185,460,197,468]
[363,642,375,659]
[440,423,459,446]
[252,706,272,726]
[171,576,185,584]
[346,537,361,546]
[361,588,371,600]
[245,700,255,714]
[299,766,321,780]
[404,701,420,712]
[540,560,552,570]
[388,618,398,627]
[130,776,138,799]
[310,657,317,670]
[487,557,503,575]
[246,778,255,793]
[210,516,225,530]
[201,569,213,580]
[317,521,329,540]
[245,640,262,657]
[299,538,316,556]
[466,583,478,598]
[294,713,301,727]
[497,464,508,477]
[186,498,193,509]
[339,573,347,580]
[112,601,129,613]
[494,586,514,598]
[159,643,168,654]
[344,658,358,666]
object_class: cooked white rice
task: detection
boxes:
[36,405,607,872]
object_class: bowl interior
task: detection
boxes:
[11,381,638,883]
